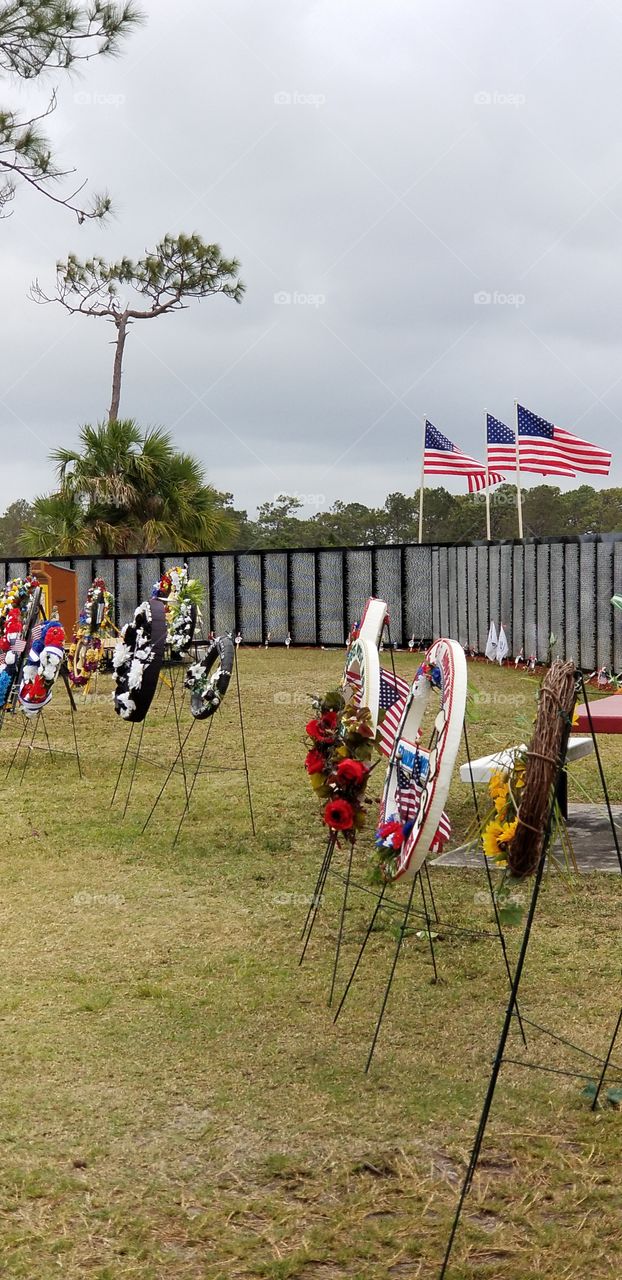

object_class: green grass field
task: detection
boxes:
[0,648,621,1279]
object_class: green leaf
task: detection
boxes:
[497,902,524,927]
[580,1081,598,1101]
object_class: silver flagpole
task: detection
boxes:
[418,418,426,544]
[514,399,524,539]
[484,408,492,542]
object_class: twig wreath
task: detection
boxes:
[482,659,578,880]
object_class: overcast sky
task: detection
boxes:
[3,0,622,518]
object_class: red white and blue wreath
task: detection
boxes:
[374,641,467,882]
[17,619,66,716]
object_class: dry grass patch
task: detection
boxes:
[0,649,619,1277]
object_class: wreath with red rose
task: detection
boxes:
[305,689,380,840]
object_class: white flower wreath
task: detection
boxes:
[113,602,156,720]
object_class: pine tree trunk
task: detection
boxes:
[109,315,129,422]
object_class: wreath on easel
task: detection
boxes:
[154,566,204,656]
[305,688,379,838]
[0,576,41,710]
[113,597,168,722]
[17,618,66,716]
[68,578,115,689]
[184,634,234,718]
[481,660,578,880]
[374,640,467,881]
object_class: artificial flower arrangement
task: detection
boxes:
[154,566,204,655]
[17,619,66,715]
[372,657,451,881]
[482,764,524,869]
[305,689,379,839]
[373,751,452,881]
[0,575,40,708]
[68,578,115,689]
[113,601,156,720]
[477,757,530,924]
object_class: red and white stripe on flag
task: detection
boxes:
[517,404,612,477]
[550,426,612,476]
[425,420,503,490]
[395,775,451,850]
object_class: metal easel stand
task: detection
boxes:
[4,665,82,783]
[111,642,256,848]
[438,673,622,1278]
[109,653,191,819]
[317,715,524,1071]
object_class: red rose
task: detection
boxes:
[336,758,368,788]
[377,819,405,849]
[305,749,325,775]
[44,623,65,649]
[306,714,338,743]
[323,798,355,831]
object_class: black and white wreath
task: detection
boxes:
[113,602,155,720]
[184,634,234,719]
[113,598,168,722]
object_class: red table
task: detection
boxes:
[575,693,622,734]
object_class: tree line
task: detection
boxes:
[231,484,622,548]
[3,471,622,557]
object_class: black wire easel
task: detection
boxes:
[3,677,82,782]
[300,629,526,1074]
[439,670,622,1278]
[110,641,255,846]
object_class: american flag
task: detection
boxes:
[518,404,611,476]
[424,421,504,493]
[514,401,606,478]
[377,668,410,758]
[487,414,517,472]
[347,665,410,757]
[394,755,452,849]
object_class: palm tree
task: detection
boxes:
[19,492,94,557]
[21,420,238,554]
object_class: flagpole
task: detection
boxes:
[418,418,426,544]
[484,407,491,542]
[514,399,524,539]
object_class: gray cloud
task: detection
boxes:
[2,0,621,518]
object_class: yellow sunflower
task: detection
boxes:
[514,762,526,790]
[489,770,509,800]
[482,817,518,867]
